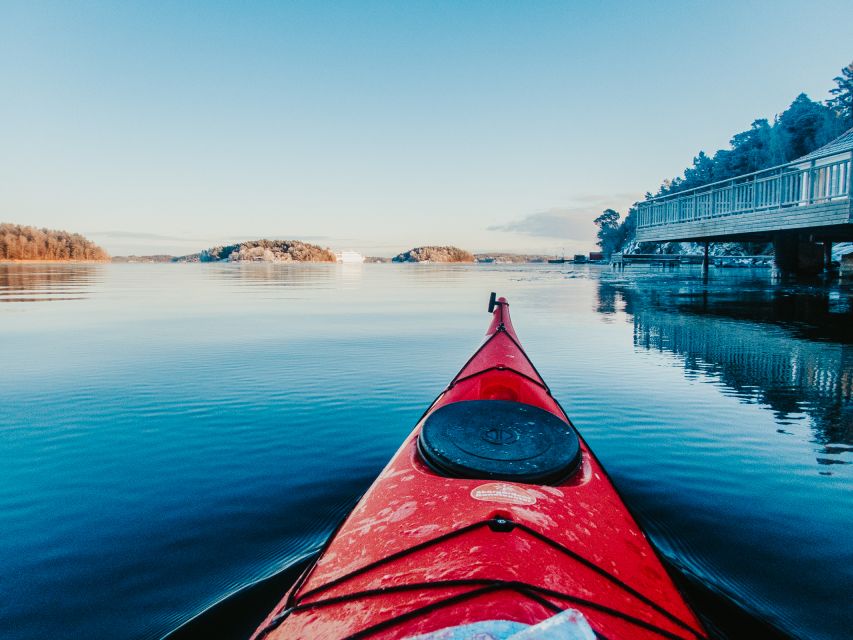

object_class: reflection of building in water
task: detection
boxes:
[634,308,853,447]
[598,279,853,451]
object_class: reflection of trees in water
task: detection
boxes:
[635,308,853,448]
[205,262,488,292]
[0,264,101,302]
[597,279,853,450]
[595,280,619,315]
[203,263,340,289]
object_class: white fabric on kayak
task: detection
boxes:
[404,608,596,640]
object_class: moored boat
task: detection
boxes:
[251,293,709,640]
[336,251,366,263]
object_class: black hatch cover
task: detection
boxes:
[417,400,581,485]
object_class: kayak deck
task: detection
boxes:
[251,295,708,640]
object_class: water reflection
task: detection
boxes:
[597,274,853,464]
[203,262,340,289]
[0,263,101,302]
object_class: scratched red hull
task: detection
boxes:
[252,296,708,640]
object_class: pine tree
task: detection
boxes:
[776,93,841,160]
[593,209,622,257]
[828,61,853,128]
[682,152,715,189]
[725,119,774,175]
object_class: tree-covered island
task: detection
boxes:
[0,223,109,261]
[177,239,337,262]
[392,246,474,263]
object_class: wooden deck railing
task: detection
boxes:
[637,150,853,229]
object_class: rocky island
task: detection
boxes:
[177,239,337,263]
[392,246,474,263]
[0,223,109,261]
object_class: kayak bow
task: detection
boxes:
[252,294,708,640]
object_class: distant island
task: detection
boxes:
[111,254,175,263]
[0,223,109,261]
[392,246,474,263]
[176,239,337,263]
[112,250,563,264]
[75,237,572,266]
[473,253,550,264]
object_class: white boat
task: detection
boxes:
[335,250,365,263]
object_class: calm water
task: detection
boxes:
[1,263,851,640]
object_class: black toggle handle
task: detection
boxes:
[488,292,498,313]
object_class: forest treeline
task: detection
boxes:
[595,61,853,255]
[0,223,109,261]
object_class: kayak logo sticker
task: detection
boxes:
[470,483,537,505]
[480,427,520,445]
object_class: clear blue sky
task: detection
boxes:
[1,1,851,256]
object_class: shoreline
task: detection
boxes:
[0,259,111,264]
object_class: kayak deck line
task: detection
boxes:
[447,327,552,395]
[256,517,707,640]
[453,296,550,391]
[262,580,696,640]
[251,293,710,640]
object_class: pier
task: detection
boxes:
[635,129,853,273]
[611,253,771,269]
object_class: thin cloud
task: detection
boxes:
[89,230,333,244]
[489,195,635,241]
[225,234,332,243]
[489,209,590,240]
[87,230,202,242]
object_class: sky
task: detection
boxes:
[1,1,851,257]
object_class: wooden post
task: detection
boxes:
[703,241,709,275]
[849,151,853,206]
[809,159,816,204]
[752,174,758,212]
[824,241,833,272]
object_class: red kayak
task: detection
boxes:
[252,294,709,640]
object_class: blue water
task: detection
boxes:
[1,263,850,640]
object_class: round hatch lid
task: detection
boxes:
[417,400,581,485]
